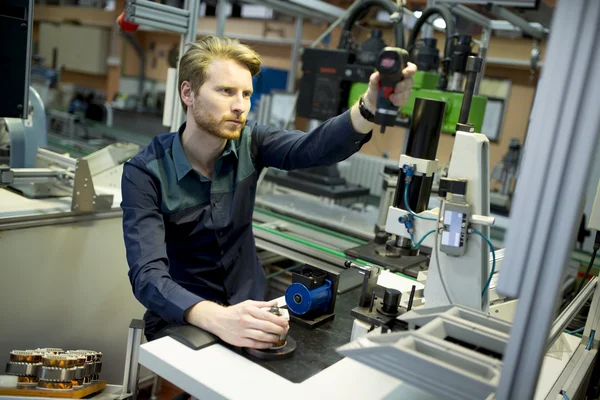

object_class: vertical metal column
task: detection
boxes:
[215,0,228,37]
[121,319,145,399]
[421,0,436,38]
[172,0,200,131]
[286,17,303,92]
[496,1,600,399]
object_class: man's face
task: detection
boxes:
[190,59,253,140]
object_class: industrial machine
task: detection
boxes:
[298,3,487,134]
[284,264,340,328]
[297,0,405,121]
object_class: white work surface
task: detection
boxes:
[139,332,580,400]
[140,291,580,400]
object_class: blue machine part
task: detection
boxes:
[285,279,332,316]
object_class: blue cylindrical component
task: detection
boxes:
[285,279,332,316]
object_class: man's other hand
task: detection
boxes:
[186,300,289,349]
[364,62,418,111]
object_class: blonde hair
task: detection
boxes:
[178,36,262,112]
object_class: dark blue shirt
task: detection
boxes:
[121,110,372,325]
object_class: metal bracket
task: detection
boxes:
[121,319,145,400]
[71,159,113,213]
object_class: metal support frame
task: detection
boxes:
[121,319,145,400]
[489,4,546,40]
[242,0,341,23]
[550,278,598,346]
[286,17,303,92]
[215,0,228,37]
[495,1,600,399]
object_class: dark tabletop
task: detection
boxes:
[235,287,362,383]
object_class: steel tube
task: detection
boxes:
[459,57,481,125]
[549,277,598,346]
[286,17,303,92]
[127,16,187,34]
[393,98,446,214]
[128,6,189,28]
[132,0,190,17]
[215,0,228,37]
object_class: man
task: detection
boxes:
[121,36,416,348]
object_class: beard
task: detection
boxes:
[191,99,246,140]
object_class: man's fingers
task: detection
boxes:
[243,315,285,336]
[245,329,281,344]
[248,306,289,328]
[390,91,411,107]
[368,72,380,91]
[239,338,273,349]
[246,299,278,309]
[403,62,418,78]
[395,77,414,94]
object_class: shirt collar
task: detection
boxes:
[172,122,239,182]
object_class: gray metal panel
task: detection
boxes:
[496,1,600,398]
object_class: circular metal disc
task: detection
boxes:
[243,336,297,361]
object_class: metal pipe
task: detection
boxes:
[458,56,482,125]
[12,168,67,178]
[128,5,189,28]
[452,4,491,28]
[215,0,228,37]
[475,27,491,94]
[122,31,146,113]
[127,16,187,34]
[132,0,190,17]
[393,98,446,214]
[405,98,446,161]
[549,277,598,346]
[421,0,436,38]
[489,5,545,40]
[286,17,303,92]
[37,148,77,169]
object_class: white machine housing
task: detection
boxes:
[385,129,493,311]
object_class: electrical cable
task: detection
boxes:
[587,330,596,351]
[405,4,455,90]
[560,390,571,400]
[403,182,437,221]
[412,229,436,249]
[472,228,496,297]
[434,201,454,304]
[567,327,584,335]
[337,0,404,51]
